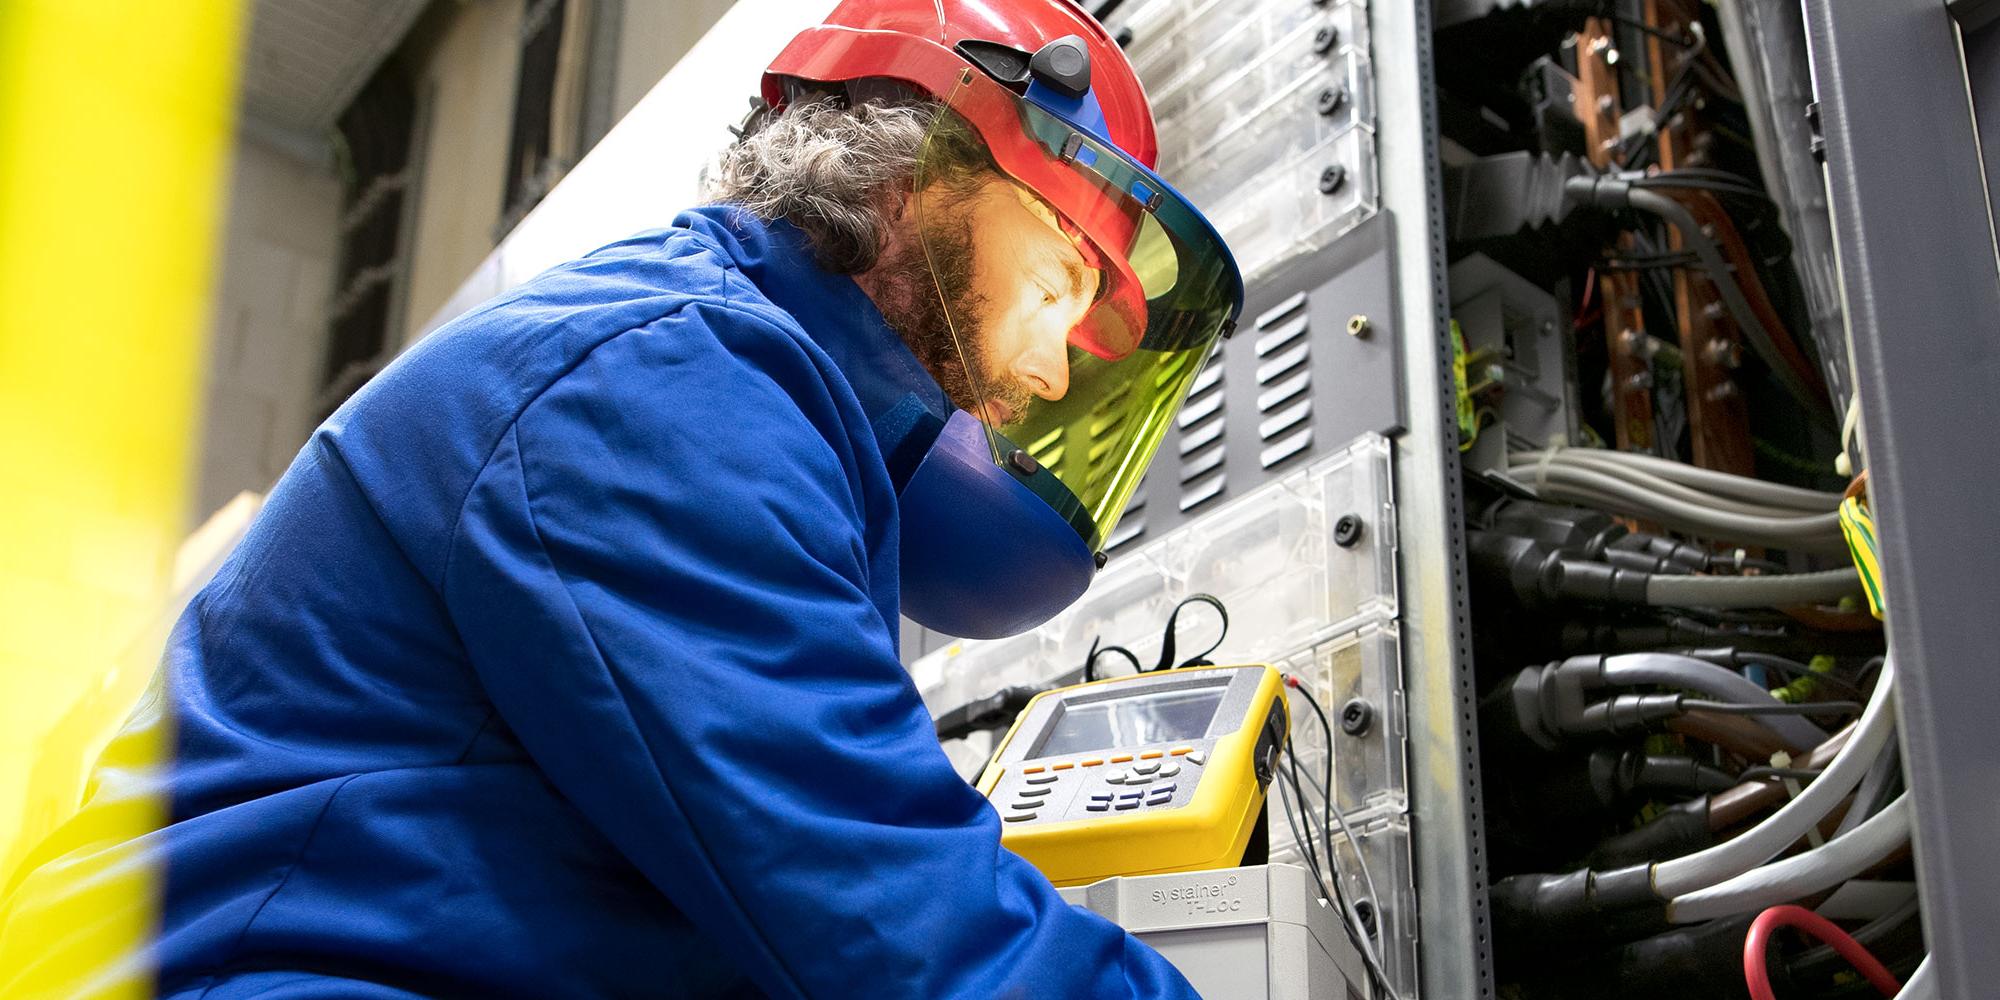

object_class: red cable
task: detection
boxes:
[1743,904,1901,1000]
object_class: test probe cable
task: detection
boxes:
[1274,748,1397,999]
[1275,745,1397,999]
[1277,673,1398,998]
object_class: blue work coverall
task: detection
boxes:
[4,208,1197,999]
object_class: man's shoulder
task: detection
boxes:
[377,227,807,408]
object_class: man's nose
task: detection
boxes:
[1011,331,1071,401]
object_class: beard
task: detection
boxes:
[872,206,1036,424]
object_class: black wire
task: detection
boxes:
[1151,594,1229,672]
[1660,166,1765,185]
[1278,685,1396,999]
[1731,651,1869,702]
[1280,746,1328,882]
[1604,11,1696,48]
[1631,175,1774,204]
[1081,638,1142,683]
[1286,678,1400,999]
[1737,765,1826,783]
[1604,251,1701,265]
[1286,678,1341,866]
[1601,255,1699,272]
[1618,57,1700,170]
[1681,698,1864,716]
[1280,748,1394,999]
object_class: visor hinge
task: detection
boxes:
[1058,133,1085,164]
[727,96,772,142]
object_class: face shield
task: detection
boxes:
[908,72,1244,556]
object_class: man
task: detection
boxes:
[1,1,1242,996]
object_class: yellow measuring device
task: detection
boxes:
[975,663,1288,887]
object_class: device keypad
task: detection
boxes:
[998,746,1208,824]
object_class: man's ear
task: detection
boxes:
[885,182,915,223]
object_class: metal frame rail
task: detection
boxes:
[1805,2,2000,995]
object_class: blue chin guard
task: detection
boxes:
[898,410,1097,640]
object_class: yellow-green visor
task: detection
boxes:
[910,78,1245,552]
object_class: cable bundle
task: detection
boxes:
[1506,447,1847,551]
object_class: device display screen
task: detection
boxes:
[1036,686,1227,757]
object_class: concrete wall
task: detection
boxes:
[192,0,744,522]
[399,0,524,347]
[194,133,341,525]
[611,0,745,123]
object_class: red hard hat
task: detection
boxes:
[763,0,1168,360]
[764,0,1157,167]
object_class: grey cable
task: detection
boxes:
[1507,464,1846,548]
[1541,450,1802,517]
[1511,448,1840,512]
[1833,741,1901,838]
[1644,568,1863,608]
[1601,653,1828,746]
[1624,187,1826,415]
[1597,452,1838,511]
[1653,657,1897,897]
[1667,794,1910,923]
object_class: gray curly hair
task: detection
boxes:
[704,97,993,274]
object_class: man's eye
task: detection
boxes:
[1040,287,1059,306]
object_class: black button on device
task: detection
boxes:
[1114,800,1141,810]
[1085,801,1110,812]
[1026,773,1059,785]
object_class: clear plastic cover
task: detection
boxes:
[1201,118,1377,289]
[1051,545,1176,677]
[1266,804,1419,998]
[912,433,1396,704]
[1316,623,1408,816]
[1117,0,1379,282]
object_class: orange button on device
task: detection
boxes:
[1110,755,1133,763]
[1170,747,1193,756]
[1023,766,1045,774]
[1081,759,1104,767]
[1140,751,1164,760]
[1052,762,1075,771]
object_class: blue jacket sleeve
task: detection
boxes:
[441,302,1198,1000]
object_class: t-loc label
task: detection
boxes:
[1148,874,1244,917]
